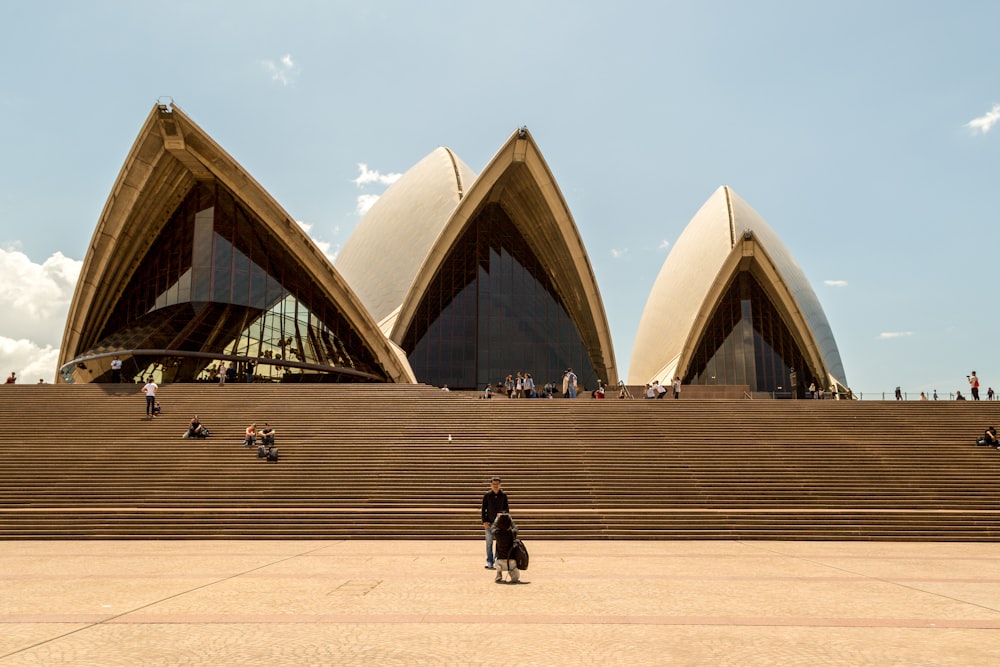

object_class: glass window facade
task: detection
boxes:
[402,203,599,391]
[62,182,387,383]
[686,273,812,394]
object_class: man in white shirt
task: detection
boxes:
[141,377,158,418]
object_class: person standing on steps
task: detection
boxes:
[110,356,122,384]
[481,476,509,570]
[969,371,981,400]
[141,376,158,418]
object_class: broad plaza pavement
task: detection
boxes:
[2,539,1000,665]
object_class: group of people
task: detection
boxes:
[642,378,682,399]
[481,369,581,400]
[500,372,537,399]
[243,422,279,461]
[213,361,255,385]
[481,476,522,584]
[904,372,994,402]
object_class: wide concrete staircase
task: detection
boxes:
[2,384,999,540]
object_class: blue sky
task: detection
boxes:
[1,1,997,396]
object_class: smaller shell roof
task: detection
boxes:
[629,186,846,387]
[336,147,476,325]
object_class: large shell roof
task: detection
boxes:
[335,148,476,327]
[408,130,616,383]
[338,130,619,384]
[59,103,415,383]
[629,186,846,387]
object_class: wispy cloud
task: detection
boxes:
[658,239,670,250]
[966,103,1000,135]
[878,331,914,339]
[824,279,848,287]
[262,53,299,86]
[353,164,401,187]
[352,164,402,216]
[611,248,628,259]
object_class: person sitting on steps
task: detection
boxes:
[259,423,275,446]
[186,415,207,439]
[243,423,256,448]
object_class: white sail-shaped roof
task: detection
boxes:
[629,186,846,389]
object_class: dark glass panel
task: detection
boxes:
[686,273,813,393]
[402,202,600,390]
[87,181,388,383]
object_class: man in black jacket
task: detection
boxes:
[481,476,509,569]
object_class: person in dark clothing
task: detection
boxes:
[984,426,998,448]
[492,513,520,584]
[186,415,207,439]
[481,476,509,569]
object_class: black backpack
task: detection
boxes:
[266,446,279,462]
[509,538,529,571]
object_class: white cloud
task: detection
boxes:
[966,103,1000,135]
[611,248,628,259]
[356,194,380,215]
[0,337,59,383]
[658,239,671,250]
[262,53,299,86]
[353,163,401,187]
[824,279,848,287]
[351,164,401,217]
[878,331,914,339]
[0,247,82,382]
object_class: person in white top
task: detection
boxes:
[141,377,158,418]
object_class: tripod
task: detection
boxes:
[617,380,633,399]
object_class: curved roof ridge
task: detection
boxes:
[443,146,466,200]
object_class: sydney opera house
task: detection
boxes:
[58,103,848,396]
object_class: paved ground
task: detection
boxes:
[2,540,1000,665]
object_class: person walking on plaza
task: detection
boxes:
[481,476,509,570]
[141,376,158,418]
[672,376,681,399]
[969,371,981,400]
[110,356,122,383]
[218,362,227,386]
